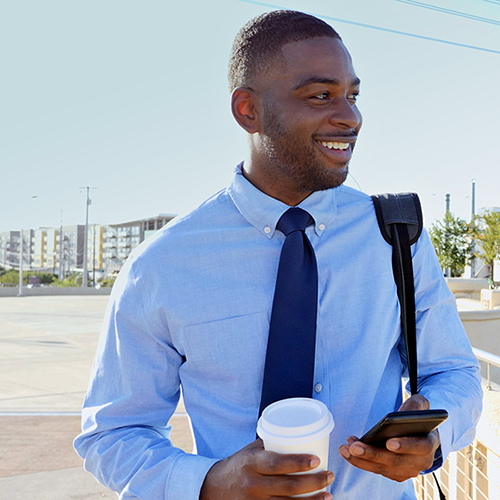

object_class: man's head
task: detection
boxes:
[230,11,362,206]
[228,10,341,93]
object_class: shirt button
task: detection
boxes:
[264,226,271,234]
[318,224,325,231]
[314,383,323,393]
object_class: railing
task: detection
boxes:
[473,347,500,390]
[415,440,497,500]
[415,348,500,499]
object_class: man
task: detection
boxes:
[75,10,482,499]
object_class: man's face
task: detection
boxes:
[255,37,362,201]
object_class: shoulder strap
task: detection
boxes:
[371,193,423,246]
[371,194,446,498]
[371,193,423,396]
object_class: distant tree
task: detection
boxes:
[0,270,57,286]
[0,269,19,285]
[53,272,82,287]
[97,275,117,288]
[429,212,472,277]
[471,209,500,283]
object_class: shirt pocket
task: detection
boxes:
[181,312,268,408]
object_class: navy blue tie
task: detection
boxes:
[259,207,318,415]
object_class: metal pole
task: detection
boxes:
[471,179,476,278]
[82,187,90,287]
[92,223,96,286]
[18,229,24,297]
[59,210,63,280]
[444,194,451,277]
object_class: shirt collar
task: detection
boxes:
[228,162,338,239]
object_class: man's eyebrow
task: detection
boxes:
[293,76,361,91]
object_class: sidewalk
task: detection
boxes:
[0,296,193,499]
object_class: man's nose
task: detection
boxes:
[328,99,362,131]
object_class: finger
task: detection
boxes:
[346,441,411,468]
[268,492,332,500]
[244,438,265,451]
[386,431,440,456]
[340,441,434,481]
[398,394,430,411]
[269,491,332,500]
[346,442,396,464]
[339,443,418,482]
[262,470,334,497]
[339,453,413,481]
[252,449,323,475]
[346,436,359,446]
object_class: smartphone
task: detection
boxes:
[360,409,448,446]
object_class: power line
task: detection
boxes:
[395,0,500,27]
[237,0,500,55]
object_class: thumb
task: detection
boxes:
[399,394,430,411]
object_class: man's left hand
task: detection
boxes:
[339,395,440,482]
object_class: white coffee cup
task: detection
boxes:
[257,398,334,498]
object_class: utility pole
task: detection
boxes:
[80,187,96,287]
[59,210,63,280]
[92,223,96,286]
[18,230,24,297]
[471,179,476,278]
[444,194,451,277]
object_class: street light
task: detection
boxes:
[79,187,96,287]
[17,196,39,296]
[18,229,24,297]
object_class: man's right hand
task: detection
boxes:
[199,439,334,500]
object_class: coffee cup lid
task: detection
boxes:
[257,398,334,446]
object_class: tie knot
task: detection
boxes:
[277,208,313,236]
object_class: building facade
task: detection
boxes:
[0,214,175,278]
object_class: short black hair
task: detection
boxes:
[228,10,341,92]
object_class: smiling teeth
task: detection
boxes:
[321,141,349,150]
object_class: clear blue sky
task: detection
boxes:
[2,0,499,233]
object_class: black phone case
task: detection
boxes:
[360,409,448,446]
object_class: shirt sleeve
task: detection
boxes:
[73,255,218,499]
[402,229,483,469]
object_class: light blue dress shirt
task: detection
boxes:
[75,163,482,500]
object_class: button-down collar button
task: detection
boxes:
[318,224,325,231]
[264,226,271,234]
[314,383,323,393]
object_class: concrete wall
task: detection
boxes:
[446,278,491,300]
[460,309,500,353]
[0,287,112,297]
[459,309,500,384]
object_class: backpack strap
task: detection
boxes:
[371,193,423,396]
[372,193,423,246]
[371,194,446,498]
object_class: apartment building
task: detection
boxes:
[0,230,34,269]
[0,214,175,277]
[104,214,175,272]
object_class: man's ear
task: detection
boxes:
[231,87,261,134]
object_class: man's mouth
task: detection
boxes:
[319,141,350,151]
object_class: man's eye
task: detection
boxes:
[311,92,329,100]
[348,92,359,103]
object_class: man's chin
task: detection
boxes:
[317,163,349,190]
